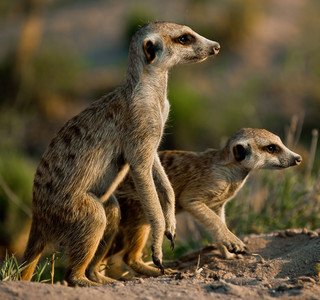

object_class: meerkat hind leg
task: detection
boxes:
[86,194,121,284]
[123,224,162,277]
[65,193,108,287]
[122,223,177,277]
[122,225,166,277]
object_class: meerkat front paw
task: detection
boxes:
[218,244,244,260]
[217,230,246,255]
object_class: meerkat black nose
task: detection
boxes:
[213,43,220,55]
[295,155,302,165]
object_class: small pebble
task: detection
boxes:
[277,231,286,238]
[61,280,68,286]
[243,237,249,243]
[307,231,318,239]
[276,284,290,292]
[285,229,296,237]
[295,276,316,284]
[174,272,186,280]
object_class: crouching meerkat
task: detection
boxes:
[21,22,220,286]
[106,128,302,277]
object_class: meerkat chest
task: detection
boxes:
[205,178,247,209]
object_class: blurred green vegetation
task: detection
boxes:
[0,145,34,255]
[0,0,319,283]
[227,168,319,234]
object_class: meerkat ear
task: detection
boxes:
[233,144,248,161]
[143,38,163,64]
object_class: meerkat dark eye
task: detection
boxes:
[265,144,277,154]
[175,34,195,45]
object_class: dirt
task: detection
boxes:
[1,229,320,300]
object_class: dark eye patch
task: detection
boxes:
[174,33,196,45]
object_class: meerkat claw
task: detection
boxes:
[152,255,165,275]
[240,248,248,255]
[171,239,175,251]
[160,265,165,275]
[165,232,175,251]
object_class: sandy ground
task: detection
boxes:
[1,228,320,300]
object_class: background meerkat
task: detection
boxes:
[21,22,220,286]
[105,128,302,277]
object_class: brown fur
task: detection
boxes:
[107,128,302,276]
[21,22,220,286]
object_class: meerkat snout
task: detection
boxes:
[212,42,221,55]
[292,153,302,166]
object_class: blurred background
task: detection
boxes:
[0,0,319,279]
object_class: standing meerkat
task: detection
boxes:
[21,22,220,286]
[105,128,302,277]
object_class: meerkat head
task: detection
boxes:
[129,22,220,70]
[229,128,302,170]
